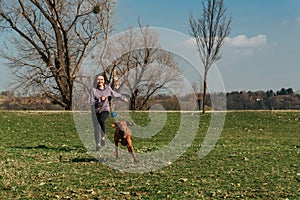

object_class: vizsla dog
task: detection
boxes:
[111,121,137,162]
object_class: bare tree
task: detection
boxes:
[0,0,114,110]
[102,26,182,110]
[189,0,231,113]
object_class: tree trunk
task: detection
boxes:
[63,86,73,110]
[202,80,207,114]
[53,64,73,110]
[202,69,208,114]
[56,78,73,110]
[129,88,139,110]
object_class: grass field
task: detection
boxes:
[0,110,299,199]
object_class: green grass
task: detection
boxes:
[0,111,299,199]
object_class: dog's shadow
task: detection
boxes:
[71,157,101,163]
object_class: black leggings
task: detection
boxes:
[92,111,109,145]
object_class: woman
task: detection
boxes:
[89,73,128,151]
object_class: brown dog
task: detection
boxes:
[111,121,137,162]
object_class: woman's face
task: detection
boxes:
[97,75,105,86]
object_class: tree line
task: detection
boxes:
[209,88,300,110]
[1,88,299,110]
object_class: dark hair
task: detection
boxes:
[93,72,109,87]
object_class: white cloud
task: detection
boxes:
[181,37,196,47]
[296,16,300,25]
[282,20,289,26]
[224,34,267,48]
[181,34,267,49]
[177,34,268,68]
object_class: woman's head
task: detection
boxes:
[93,72,108,88]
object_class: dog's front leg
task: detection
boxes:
[115,142,119,159]
[126,141,137,162]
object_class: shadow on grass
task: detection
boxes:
[12,145,106,163]
[71,157,101,163]
[13,144,86,153]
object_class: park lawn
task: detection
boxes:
[0,110,299,199]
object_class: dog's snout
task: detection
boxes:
[117,122,128,131]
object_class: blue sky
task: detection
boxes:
[0,0,300,92]
[113,0,300,92]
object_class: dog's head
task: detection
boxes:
[111,121,133,132]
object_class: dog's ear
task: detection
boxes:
[126,121,133,126]
[111,123,117,127]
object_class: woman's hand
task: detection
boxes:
[101,96,106,101]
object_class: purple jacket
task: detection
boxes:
[89,84,125,113]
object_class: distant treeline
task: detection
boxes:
[0,88,299,110]
[208,88,300,110]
